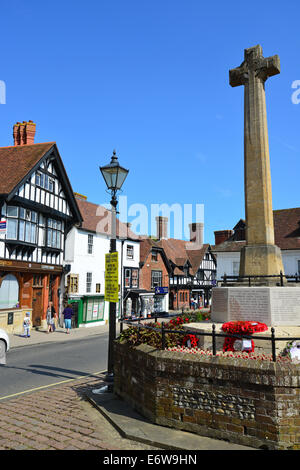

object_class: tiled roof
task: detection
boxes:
[212,208,300,252]
[187,245,211,275]
[139,238,162,264]
[75,197,139,240]
[0,142,55,194]
[157,238,210,276]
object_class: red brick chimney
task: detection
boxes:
[214,230,233,245]
[13,120,36,146]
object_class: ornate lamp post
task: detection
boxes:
[93,150,129,393]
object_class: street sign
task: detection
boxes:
[105,252,119,303]
[155,286,168,295]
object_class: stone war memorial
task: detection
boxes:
[211,45,300,325]
[113,45,300,451]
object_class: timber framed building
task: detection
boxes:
[0,121,82,332]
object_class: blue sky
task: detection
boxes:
[0,0,299,243]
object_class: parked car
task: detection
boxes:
[0,328,9,364]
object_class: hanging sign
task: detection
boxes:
[105,252,119,303]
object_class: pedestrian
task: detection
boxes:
[46,301,56,333]
[63,303,74,334]
[23,312,31,338]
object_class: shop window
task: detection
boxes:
[0,274,19,309]
[84,298,105,322]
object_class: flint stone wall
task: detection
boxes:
[114,341,300,450]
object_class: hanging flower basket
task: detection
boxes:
[221,321,268,353]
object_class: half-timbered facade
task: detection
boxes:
[153,217,217,310]
[0,121,82,331]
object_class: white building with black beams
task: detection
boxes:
[0,121,82,332]
[64,193,140,327]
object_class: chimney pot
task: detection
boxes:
[13,120,36,146]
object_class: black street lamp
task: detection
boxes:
[93,150,129,394]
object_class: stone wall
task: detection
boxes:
[0,308,32,334]
[114,341,300,450]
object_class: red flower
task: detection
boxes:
[221,321,267,353]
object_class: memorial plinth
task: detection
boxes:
[211,287,300,326]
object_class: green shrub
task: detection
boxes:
[118,319,189,349]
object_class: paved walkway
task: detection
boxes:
[9,323,112,349]
[2,320,254,451]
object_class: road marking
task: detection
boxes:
[0,370,106,401]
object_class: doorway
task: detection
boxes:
[32,287,43,326]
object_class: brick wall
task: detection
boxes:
[114,341,300,450]
[139,250,169,291]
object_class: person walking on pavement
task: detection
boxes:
[23,312,32,338]
[63,303,74,334]
[46,301,56,333]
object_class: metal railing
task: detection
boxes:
[220,271,300,287]
[120,319,300,362]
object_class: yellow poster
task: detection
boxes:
[105,252,119,302]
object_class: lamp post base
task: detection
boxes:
[92,383,113,394]
[92,372,114,394]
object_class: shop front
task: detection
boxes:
[68,294,105,327]
[0,259,62,331]
[123,287,169,318]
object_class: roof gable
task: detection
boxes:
[0,142,54,195]
[0,142,82,224]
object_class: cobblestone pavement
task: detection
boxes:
[0,373,159,451]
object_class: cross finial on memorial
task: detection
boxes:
[229,44,280,87]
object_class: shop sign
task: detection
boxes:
[105,252,119,303]
[155,286,168,295]
[0,219,6,233]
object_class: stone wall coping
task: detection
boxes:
[116,340,300,380]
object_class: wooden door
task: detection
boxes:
[32,287,43,326]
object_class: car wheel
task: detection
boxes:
[0,339,6,365]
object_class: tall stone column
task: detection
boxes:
[229,45,284,282]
